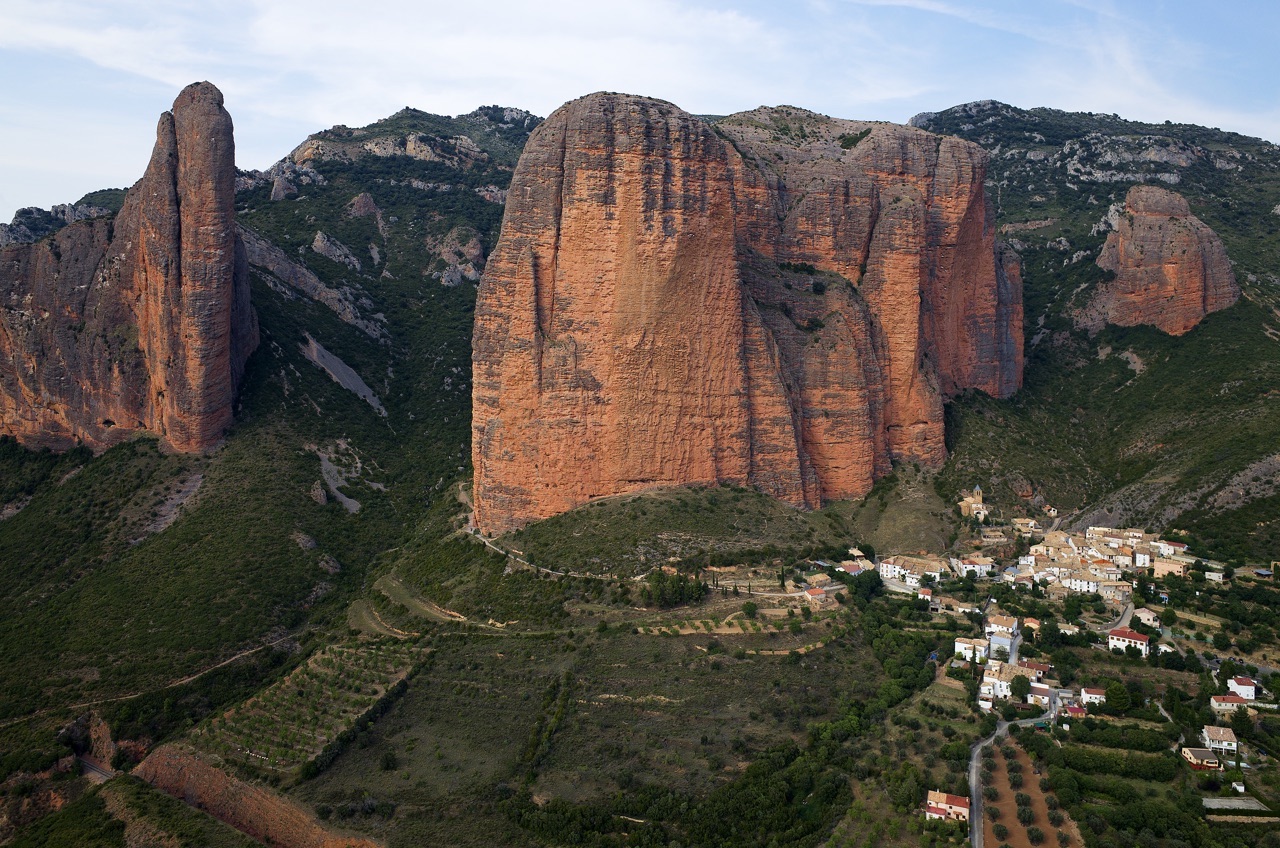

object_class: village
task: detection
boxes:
[772,484,1280,842]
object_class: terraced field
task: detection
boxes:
[192,640,426,780]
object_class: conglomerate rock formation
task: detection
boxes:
[473,94,1023,535]
[0,82,257,453]
[135,745,377,848]
[1086,185,1237,336]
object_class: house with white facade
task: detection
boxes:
[1228,677,1258,701]
[954,637,989,663]
[925,790,970,822]
[1108,628,1150,657]
[985,614,1019,637]
[951,555,996,579]
[1202,726,1238,758]
[1081,687,1106,706]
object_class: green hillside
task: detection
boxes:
[915,101,1280,562]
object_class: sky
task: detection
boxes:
[2,0,1278,222]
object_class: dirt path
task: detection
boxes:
[348,599,419,639]
[375,573,466,623]
[0,636,294,731]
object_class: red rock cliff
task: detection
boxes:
[1088,185,1237,336]
[473,94,1022,535]
[0,82,258,453]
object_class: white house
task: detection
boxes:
[1081,687,1107,706]
[1065,572,1101,594]
[985,614,1019,637]
[1211,694,1250,715]
[925,790,970,822]
[1202,726,1238,758]
[1134,608,1161,628]
[1108,627,1150,657]
[954,637,989,663]
[1227,677,1258,701]
[951,555,996,579]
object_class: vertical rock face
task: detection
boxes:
[1089,185,1237,336]
[0,82,257,453]
[473,93,1023,535]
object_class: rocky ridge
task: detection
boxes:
[0,82,257,453]
[473,94,1023,535]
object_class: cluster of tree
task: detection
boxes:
[639,570,708,608]
[500,596,943,846]
[1064,718,1175,752]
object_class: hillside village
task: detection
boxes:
[777,483,1280,841]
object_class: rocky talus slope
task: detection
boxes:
[473,93,1022,534]
[1084,185,1238,335]
[0,81,257,452]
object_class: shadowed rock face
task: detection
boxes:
[473,93,1023,535]
[1087,185,1237,336]
[0,82,258,453]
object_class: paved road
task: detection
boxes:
[968,708,1059,848]
[1092,602,1134,633]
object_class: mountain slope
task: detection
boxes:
[914,101,1280,561]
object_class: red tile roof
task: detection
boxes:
[1109,628,1149,643]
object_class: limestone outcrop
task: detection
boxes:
[473,94,1023,534]
[1087,185,1237,335]
[0,82,257,452]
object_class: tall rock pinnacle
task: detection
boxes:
[0,82,258,453]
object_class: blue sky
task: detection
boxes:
[2,0,1278,221]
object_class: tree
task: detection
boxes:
[1231,705,1253,738]
[1011,674,1032,703]
[1104,681,1131,712]
[742,601,759,619]
[994,824,1009,840]
[1017,806,1035,825]
[1027,826,1045,845]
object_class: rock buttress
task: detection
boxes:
[473,94,1022,535]
[0,81,257,452]
[1088,185,1237,336]
[473,96,756,535]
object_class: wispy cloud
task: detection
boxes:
[0,0,1276,220]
